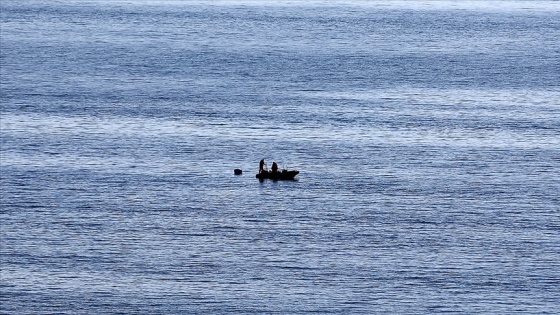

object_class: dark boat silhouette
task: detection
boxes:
[256,169,299,180]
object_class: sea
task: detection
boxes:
[1,0,559,313]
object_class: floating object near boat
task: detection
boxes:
[234,169,243,175]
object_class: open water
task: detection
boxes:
[1,0,559,313]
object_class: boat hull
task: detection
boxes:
[256,170,299,180]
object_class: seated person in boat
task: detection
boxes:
[271,162,278,173]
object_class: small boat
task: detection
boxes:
[256,169,299,180]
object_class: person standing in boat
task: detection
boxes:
[259,159,265,174]
[271,162,278,173]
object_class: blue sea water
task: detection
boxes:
[1,0,559,313]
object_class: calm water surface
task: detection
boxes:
[1,0,559,313]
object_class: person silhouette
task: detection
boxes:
[259,159,265,173]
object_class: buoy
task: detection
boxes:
[234,169,242,175]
